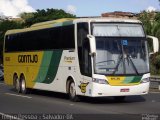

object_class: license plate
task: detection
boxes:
[120,88,130,92]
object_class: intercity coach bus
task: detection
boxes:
[3,18,159,101]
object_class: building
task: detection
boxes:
[101,11,138,19]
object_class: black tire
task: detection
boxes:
[14,75,21,93]
[114,96,126,102]
[20,75,28,94]
[69,81,79,102]
[13,75,18,89]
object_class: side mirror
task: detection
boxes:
[147,35,159,55]
[87,35,96,56]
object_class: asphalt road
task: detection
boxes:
[0,81,160,120]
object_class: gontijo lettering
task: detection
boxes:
[18,55,38,63]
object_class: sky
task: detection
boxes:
[0,0,160,18]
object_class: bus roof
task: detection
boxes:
[5,18,75,35]
[75,17,141,23]
[31,18,75,27]
[5,17,141,35]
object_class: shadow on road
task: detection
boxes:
[9,88,69,99]
[9,88,146,104]
[79,95,146,104]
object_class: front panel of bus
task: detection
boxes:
[77,22,150,97]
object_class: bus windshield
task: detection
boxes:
[92,23,149,75]
[92,23,145,37]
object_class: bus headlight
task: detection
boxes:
[140,78,150,83]
[92,78,109,84]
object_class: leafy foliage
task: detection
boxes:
[138,11,153,35]
[22,8,76,26]
[0,20,23,42]
[19,12,34,21]
[150,53,160,74]
[0,20,24,63]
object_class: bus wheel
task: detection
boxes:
[20,76,28,94]
[69,81,79,102]
[13,74,18,89]
[114,96,126,102]
[14,75,21,93]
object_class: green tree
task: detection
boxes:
[0,20,23,63]
[22,8,76,26]
[0,20,23,40]
[19,12,34,21]
[138,11,153,35]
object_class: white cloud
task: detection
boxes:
[146,6,156,12]
[0,0,35,18]
[66,5,77,14]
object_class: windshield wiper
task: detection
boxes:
[112,55,123,75]
[111,40,140,75]
[112,55,139,75]
[127,56,139,75]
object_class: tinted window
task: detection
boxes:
[5,25,75,52]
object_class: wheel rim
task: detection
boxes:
[70,82,76,98]
[21,79,26,92]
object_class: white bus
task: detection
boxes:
[4,18,159,101]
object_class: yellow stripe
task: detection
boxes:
[4,52,44,88]
[106,76,139,86]
[106,76,125,85]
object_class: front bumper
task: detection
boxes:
[87,82,150,97]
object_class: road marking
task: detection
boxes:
[0,82,4,85]
[5,93,32,99]
[0,112,23,120]
[151,100,156,103]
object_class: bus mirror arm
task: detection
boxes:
[87,35,96,56]
[89,52,96,57]
[147,35,159,55]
